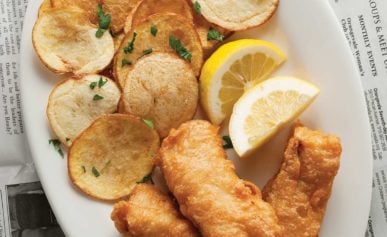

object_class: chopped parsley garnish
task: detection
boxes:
[142,118,154,129]
[93,94,104,101]
[169,35,192,62]
[122,59,132,67]
[96,4,111,38]
[92,167,100,177]
[49,139,64,158]
[124,32,137,54]
[136,173,154,184]
[143,48,153,55]
[222,135,233,149]
[82,166,86,173]
[207,28,224,41]
[89,81,97,89]
[98,77,108,88]
[193,1,201,14]
[150,25,158,36]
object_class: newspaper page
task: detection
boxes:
[328,0,387,236]
[0,1,64,236]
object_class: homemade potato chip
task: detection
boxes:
[123,0,193,33]
[102,0,141,33]
[120,53,198,137]
[192,0,279,31]
[114,13,203,89]
[32,7,114,74]
[47,74,120,147]
[38,0,53,17]
[51,0,100,24]
[68,114,160,201]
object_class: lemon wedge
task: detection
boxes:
[229,77,320,158]
[200,39,286,125]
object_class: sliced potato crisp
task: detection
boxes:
[123,0,193,33]
[32,7,114,74]
[192,0,279,31]
[120,53,198,137]
[102,0,141,33]
[38,0,53,17]
[47,74,120,147]
[68,114,160,201]
[51,0,100,24]
[114,13,203,89]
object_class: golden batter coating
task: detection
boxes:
[157,120,283,237]
[111,184,200,237]
[262,126,342,237]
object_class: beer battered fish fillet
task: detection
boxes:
[157,120,283,237]
[262,126,342,237]
[111,184,199,237]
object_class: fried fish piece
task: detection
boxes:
[262,126,342,237]
[157,120,283,237]
[111,184,200,237]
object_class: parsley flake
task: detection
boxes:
[222,135,234,149]
[150,25,158,36]
[124,32,137,54]
[142,118,154,129]
[207,28,224,41]
[89,81,97,89]
[143,48,153,55]
[96,4,111,38]
[49,139,64,158]
[193,1,201,14]
[93,94,104,101]
[98,77,108,88]
[169,35,192,62]
[136,173,154,184]
[122,59,132,67]
[92,167,100,177]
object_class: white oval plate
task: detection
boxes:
[20,0,372,236]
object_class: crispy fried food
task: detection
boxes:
[32,7,114,74]
[51,0,100,24]
[111,184,200,237]
[124,0,193,33]
[102,0,141,33]
[262,125,342,237]
[114,13,203,89]
[120,53,198,138]
[68,114,160,201]
[192,0,279,31]
[47,74,120,147]
[38,0,52,17]
[157,120,283,237]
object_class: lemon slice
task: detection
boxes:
[200,39,286,125]
[229,77,320,158]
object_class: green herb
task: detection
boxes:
[222,135,233,149]
[122,59,132,67]
[92,167,100,177]
[136,173,154,184]
[169,35,192,62]
[124,32,137,54]
[193,1,201,14]
[93,94,104,101]
[98,77,108,88]
[142,118,154,129]
[207,28,224,41]
[82,166,86,173]
[96,4,111,38]
[90,81,97,89]
[150,25,158,36]
[65,137,70,142]
[49,139,64,158]
[143,48,153,55]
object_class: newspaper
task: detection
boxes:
[328,0,387,236]
[0,1,64,236]
[0,0,386,237]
